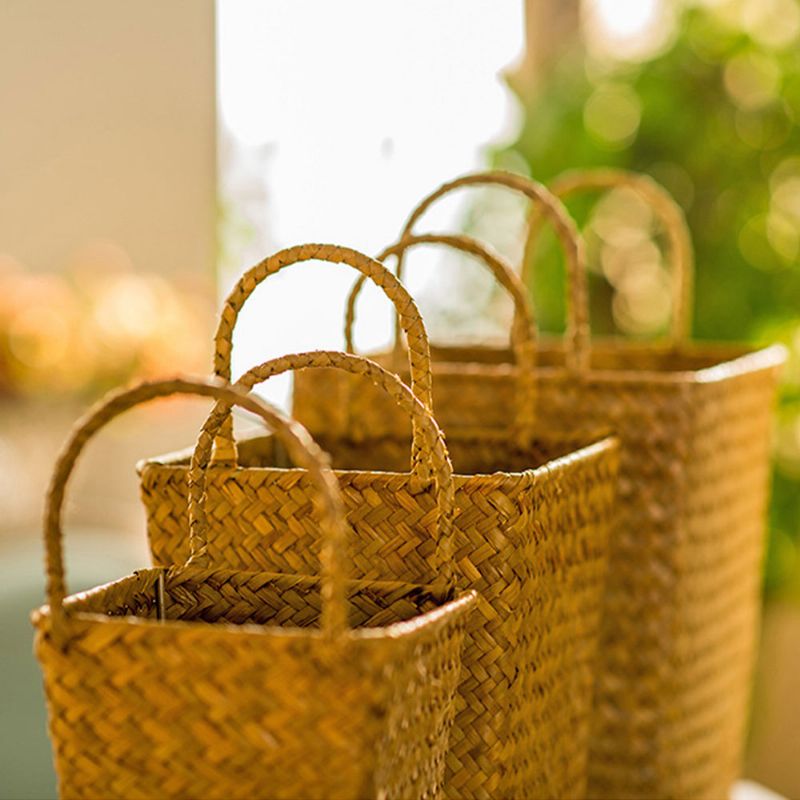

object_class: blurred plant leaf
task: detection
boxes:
[495,0,800,599]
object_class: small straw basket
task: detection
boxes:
[33,377,476,800]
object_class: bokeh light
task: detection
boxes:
[724,51,781,110]
[584,0,677,61]
[583,84,642,148]
[0,242,211,397]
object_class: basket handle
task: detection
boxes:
[44,377,351,639]
[344,233,537,444]
[213,243,434,470]
[382,171,590,373]
[525,168,694,344]
[195,351,458,589]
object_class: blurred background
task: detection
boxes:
[1,1,798,798]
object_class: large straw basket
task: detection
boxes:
[341,170,786,800]
[33,377,476,800]
[139,343,619,795]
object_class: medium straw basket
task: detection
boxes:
[142,351,619,800]
[340,169,786,800]
[34,377,476,800]
[138,243,619,800]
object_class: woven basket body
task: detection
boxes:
[325,169,786,799]
[292,339,784,800]
[34,378,476,800]
[138,244,620,797]
[34,568,474,800]
[140,354,620,800]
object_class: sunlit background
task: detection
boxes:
[1,1,799,797]
[216,1,526,407]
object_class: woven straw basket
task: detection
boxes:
[138,245,620,799]
[337,170,786,800]
[34,377,476,800]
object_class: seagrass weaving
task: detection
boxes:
[34,377,476,800]
[340,169,785,800]
[140,347,619,800]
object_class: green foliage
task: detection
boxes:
[497,1,800,598]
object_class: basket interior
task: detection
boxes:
[233,429,602,476]
[65,566,453,632]
[424,338,760,372]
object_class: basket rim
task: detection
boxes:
[380,340,788,386]
[32,566,479,642]
[137,433,619,482]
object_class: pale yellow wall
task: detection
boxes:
[0,0,216,277]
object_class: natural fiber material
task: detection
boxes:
[140,350,619,800]
[212,242,434,473]
[337,231,547,442]
[34,377,476,800]
[343,232,539,443]
[341,169,786,800]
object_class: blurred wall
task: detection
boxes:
[0,6,215,798]
[0,0,216,277]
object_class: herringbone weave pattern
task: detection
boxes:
[140,353,620,800]
[330,169,786,799]
[35,569,474,800]
[34,378,476,800]
[312,350,782,800]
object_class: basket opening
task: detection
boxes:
[424,339,760,372]
[235,430,596,475]
[64,567,453,631]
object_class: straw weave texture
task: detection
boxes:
[35,569,474,800]
[326,342,782,800]
[333,169,786,799]
[35,377,475,800]
[141,242,619,797]
[140,353,619,800]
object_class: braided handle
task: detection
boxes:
[344,233,537,443]
[526,168,694,344]
[211,351,457,589]
[44,377,350,638]
[389,171,590,372]
[213,243,433,465]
